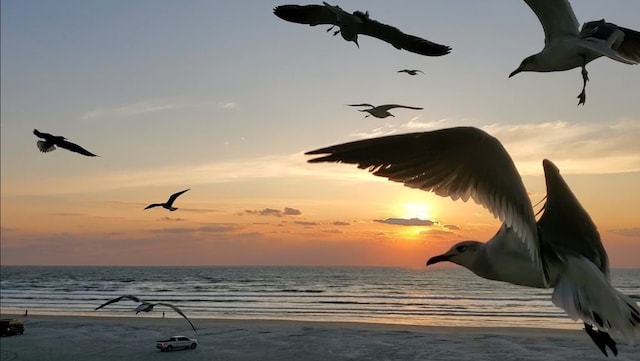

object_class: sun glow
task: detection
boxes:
[401,203,432,221]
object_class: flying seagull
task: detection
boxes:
[95,295,196,332]
[306,127,640,357]
[273,2,451,57]
[347,103,423,118]
[398,69,424,76]
[510,0,640,105]
[33,129,97,157]
[144,189,190,211]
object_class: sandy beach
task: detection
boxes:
[1,314,638,361]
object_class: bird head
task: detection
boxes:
[426,241,482,269]
[509,55,536,78]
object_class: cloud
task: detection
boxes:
[294,221,318,226]
[374,218,436,226]
[333,221,350,226]
[245,207,302,217]
[151,223,241,235]
[609,227,640,238]
[349,126,397,139]
[443,224,461,230]
[79,99,202,120]
[158,217,185,222]
[219,102,238,110]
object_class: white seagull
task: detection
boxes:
[306,127,640,357]
[144,189,190,211]
[398,69,424,76]
[510,0,640,105]
[273,2,451,57]
[347,103,423,118]
[95,295,196,332]
[33,129,97,157]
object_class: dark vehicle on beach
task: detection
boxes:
[156,336,198,352]
[1,319,25,336]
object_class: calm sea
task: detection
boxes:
[1,266,638,330]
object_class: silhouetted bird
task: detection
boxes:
[510,0,640,105]
[95,295,196,332]
[144,189,190,211]
[398,69,424,75]
[348,103,423,118]
[33,129,97,157]
[306,127,640,357]
[273,2,451,56]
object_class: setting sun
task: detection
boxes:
[400,203,432,221]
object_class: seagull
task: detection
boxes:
[306,127,640,357]
[144,189,190,211]
[95,295,196,332]
[33,129,97,157]
[348,103,423,118]
[273,2,451,57]
[510,0,640,105]
[398,69,424,76]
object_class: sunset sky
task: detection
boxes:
[1,0,639,267]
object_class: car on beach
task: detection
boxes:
[1,319,25,337]
[156,336,198,352]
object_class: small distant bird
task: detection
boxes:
[33,129,97,157]
[273,2,451,57]
[144,189,190,211]
[348,103,423,118]
[398,69,424,76]
[510,0,640,105]
[95,295,196,332]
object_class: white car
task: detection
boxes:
[156,336,198,352]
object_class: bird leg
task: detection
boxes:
[584,323,618,357]
[577,57,589,106]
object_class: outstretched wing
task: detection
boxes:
[166,189,190,206]
[156,302,197,332]
[522,0,579,43]
[379,104,423,111]
[36,140,56,153]
[537,159,608,275]
[273,4,338,26]
[306,127,540,264]
[580,20,640,64]
[347,103,374,108]
[357,13,451,56]
[33,129,53,140]
[56,139,98,157]
[144,203,163,210]
[95,295,142,311]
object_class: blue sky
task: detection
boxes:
[1,1,639,266]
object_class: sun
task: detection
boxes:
[400,203,432,220]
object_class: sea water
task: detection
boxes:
[1,266,638,329]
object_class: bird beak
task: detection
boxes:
[509,66,522,78]
[426,253,451,266]
[354,39,359,48]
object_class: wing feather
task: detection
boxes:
[522,0,579,43]
[306,127,540,263]
[56,139,97,157]
[358,15,450,56]
[273,4,337,26]
[95,295,142,311]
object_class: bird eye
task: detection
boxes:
[456,245,467,253]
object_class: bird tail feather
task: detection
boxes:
[37,141,56,153]
[552,255,640,344]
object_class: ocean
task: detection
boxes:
[1,266,638,330]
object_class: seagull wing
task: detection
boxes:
[306,127,540,264]
[358,14,451,56]
[166,189,190,207]
[144,203,163,210]
[537,159,609,276]
[273,4,338,26]
[33,129,53,140]
[523,0,579,43]
[579,21,640,64]
[95,295,142,310]
[347,103,374,108]
[156,303,197,332]
[36,140,56,153]
[56,139,98,157]
[378,104,423,111]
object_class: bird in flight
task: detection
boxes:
[144,189,190,211]
[397,69,424,76]
[273,2,451,57]
[33,129,97,157]
[306,127,640,357]
[95,295,196,332]
[348,103,423,118]
[510,0,640,105]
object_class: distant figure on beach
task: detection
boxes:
[163,312,165,318]
[24,309,28,317]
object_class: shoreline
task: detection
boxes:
[2,314,639,360]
